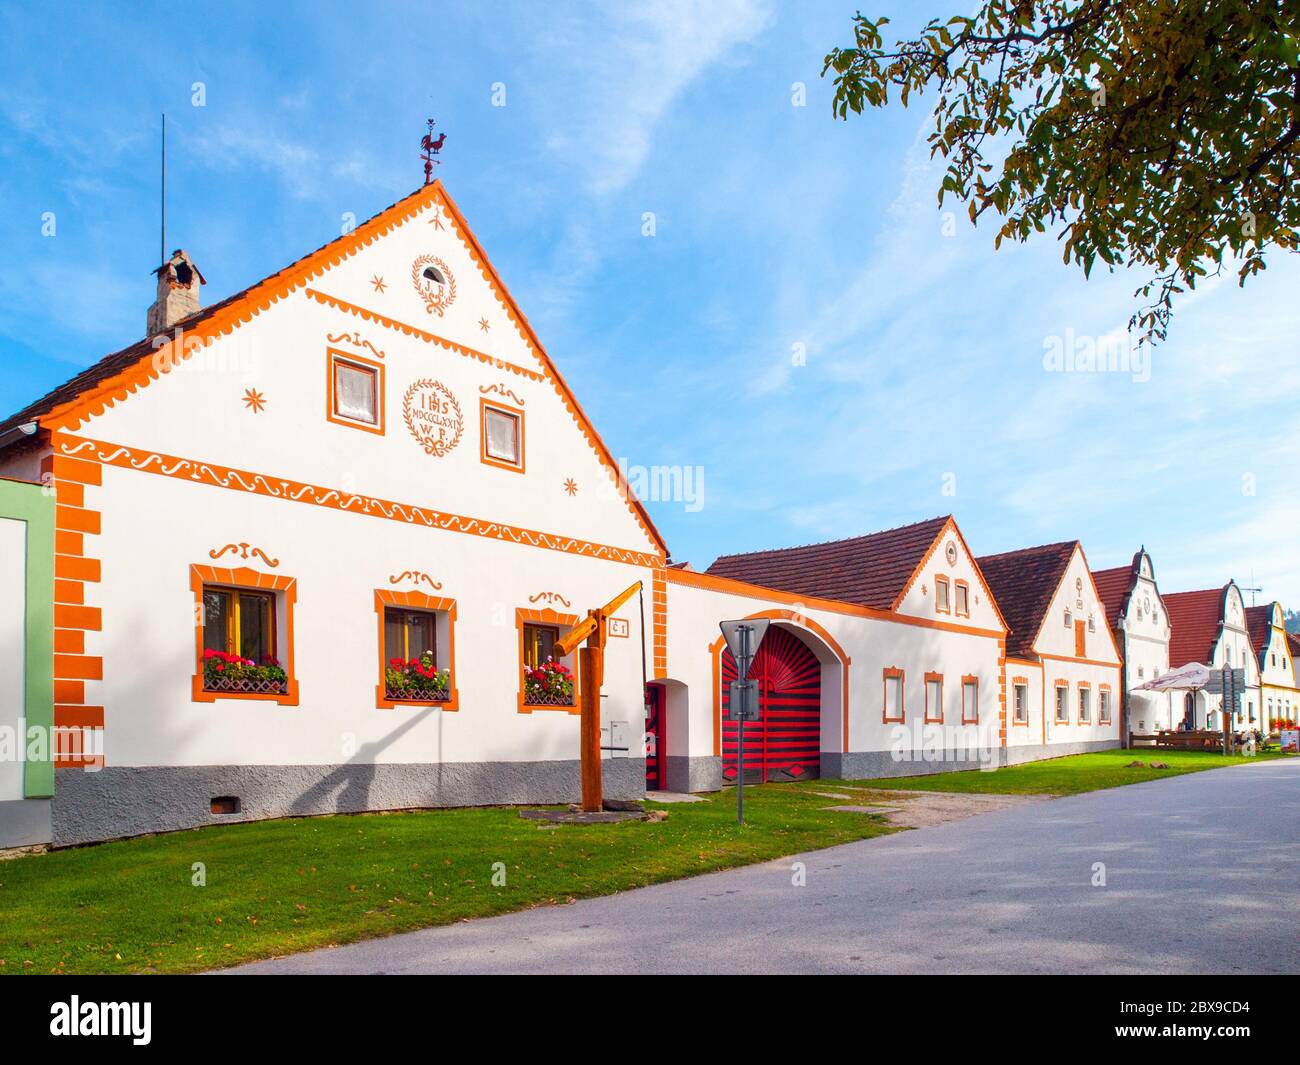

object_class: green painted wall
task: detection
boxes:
[0,477,55,799]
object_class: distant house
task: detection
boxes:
[1246,603,1299,730]
[1163,582,1261,731]
[1289,632,1300,712]
[662,516,1012,784]
[975,541,1123,755]
[1092,548,1173,737]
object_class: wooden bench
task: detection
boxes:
[1129,730,1233,751]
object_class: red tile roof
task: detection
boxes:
[0,185,438,440]
[974,541,1078,659]
[705,515,950,610]
[1090,560,1137,633]
[1245,604,1272,659]
[0,288,248,439]
[1164,587,1228,667]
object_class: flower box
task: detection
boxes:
[384,685,452,703]
[523,690,576,708]
[385,655,452,704]
[204,675,289,696]
[202,649,289,696]
[523,660,575,706]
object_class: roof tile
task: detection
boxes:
[1164,587,1228,667]
[705,516,950,610]
[974,541,1078,659]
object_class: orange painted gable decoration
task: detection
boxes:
[30,180,667,559]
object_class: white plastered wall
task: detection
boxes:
[663,574,1006,766]
[1029,547,1123,745]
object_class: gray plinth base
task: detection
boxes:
[51,758,646,847]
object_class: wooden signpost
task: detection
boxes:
[554,581,643,813]
[1206,666,1245,755]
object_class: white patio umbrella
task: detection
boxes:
[1136,663,1213,691]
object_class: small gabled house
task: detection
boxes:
[1092,548,1174,737]
[658,516,1011,785]
[1246,603,1299,731]
[1163,582,1262,731]
[976,541,1123,755]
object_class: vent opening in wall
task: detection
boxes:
[422,265,446,285]
[210,796,241,816]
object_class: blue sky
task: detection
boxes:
[2,1,1298,605]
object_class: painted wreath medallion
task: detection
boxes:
[411,254,457,316]
[403,378,464,457]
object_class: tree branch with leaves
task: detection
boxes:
[824,0,1300,342]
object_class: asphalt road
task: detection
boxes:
[227,758,1300,974]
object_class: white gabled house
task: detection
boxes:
[1092,548,1174,736]
[0,181,669,846]
[1246,602,1299,731]
[1164,582,1262,731]
[657,517,1013,786]
[975,541,1124,754]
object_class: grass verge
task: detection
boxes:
[0,784,894,975]
[819,748,1288,797]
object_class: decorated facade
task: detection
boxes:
[1092,548,1174,735]
[0,182,666,846]
[1164,583,1262,731]
[1246,603,1299,730]
[974,542,1124,753]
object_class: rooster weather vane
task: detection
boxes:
[421,118,446,184]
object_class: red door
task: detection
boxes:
[720,628,821,783]
[644,683,666,790]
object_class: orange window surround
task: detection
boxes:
[374,589,460,710]
[326,348,385,434]
[1012,677,1030,724]
[480,397,525,473]
[961,674,979,724]
[924,671,944,722]
[935,576,951,614]
[516,606,579,714]
[882,667,906,723]
[190,564,299,706]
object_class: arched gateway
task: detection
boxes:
[720,627,822,783]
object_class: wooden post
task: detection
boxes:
[554,587,640,814]
[579,635,604,813]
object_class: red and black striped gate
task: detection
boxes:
[720,627,821,783]
[644,683,666,791]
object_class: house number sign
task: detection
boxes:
[403,378,464,457]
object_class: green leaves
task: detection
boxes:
[822,0,1300,343]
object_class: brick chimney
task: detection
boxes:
[148,249,205,334]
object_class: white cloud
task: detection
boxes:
[537,0,773,194]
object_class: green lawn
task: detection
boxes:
[0,785,895,976]
[822,748,1289,797]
